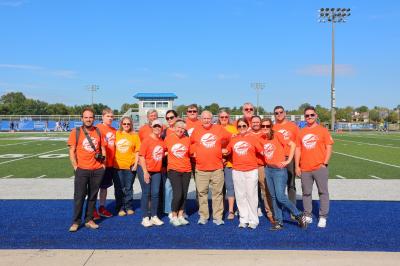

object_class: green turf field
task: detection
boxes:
[0,131,399,179]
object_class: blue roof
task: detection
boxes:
[134,93,177,99]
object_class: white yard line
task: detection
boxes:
[35,175,47,178]
[1,175,13,178]
[369,175,382,180]
[335,139,400,149]
[339,134,400,141]
[0,140,39,147]
[336,175,346,179]
[0,147,68,165]
[334,151,400,169]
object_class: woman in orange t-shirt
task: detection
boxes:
[138,119,166,227]
[224,118,263,229]
[260,118,306,230]
[164,120,192,226]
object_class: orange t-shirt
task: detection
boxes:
[222,124,238,168]
[248,130,265,166]
[185,118,202,137]
[67,127,106,170]
[260,132,288,168]
[139,136,166,172]
[226,134,263,171]
[139,124,153,142]
[296,125,334,172]
[165,133,191,172]
[273,121,299,157]
[96,123,116,167]
[114,131,141,170]
[190,124,231,171]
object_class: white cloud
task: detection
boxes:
[0,63,77,79]
[217,73,240,80]
[50,70,77,79]
[0,0,25,7]
[0,64,43,70]
[170,72,187,79]
[295,64,356,76]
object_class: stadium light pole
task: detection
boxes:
[318,8,351,131]
[87,84,99,106]
[251,82,265,115]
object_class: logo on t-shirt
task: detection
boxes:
[171,143,187,158]
[200,133,217,148]
[302,134,318,150]
[82,137,98,152]
[152,145,164,161]
[105,132,115,145]
[278,129,290,140]
[116,138,130,153]
[233,141,250,156]
[263,143,275,160]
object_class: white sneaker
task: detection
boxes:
[168,213,173,221]
[151,216,164,226]
[198,217,208,225]
[257,207,263,217]
[305,216,313,224]
[178,216,189,225]
[141,217,153,227]
[238,222,247,228]
[318,217,327,228]
[248,223,258,230]
[170,217,181,227]
[213,219,225,226]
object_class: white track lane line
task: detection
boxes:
[35,175,47,178]
[335,139,400,149]
[1,175,13,178]
[336,175,346,179]
[369,175,382,180]
[334,151,400,169]
[0,147,68,165]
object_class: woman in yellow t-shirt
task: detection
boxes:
[218,109,238,220]
[114,116,141,216]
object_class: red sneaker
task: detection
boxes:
[93,209,101,221]
[99,206,113,218]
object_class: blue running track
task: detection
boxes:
[0,200,399,251]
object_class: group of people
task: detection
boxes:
[67,102,333,232]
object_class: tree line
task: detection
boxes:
[1,92,399,123]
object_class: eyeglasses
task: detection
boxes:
[274,111,284,115]
[261,124,271,128]
[219,116,228,119]
[244,108,254,112]
[122,123,131,126]
[305,113,316,118]
[153,124,162,128]
[187,110,197,113]
[166,116,175,121]
[237,124,248,129]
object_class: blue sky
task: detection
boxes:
[0,0,399,111]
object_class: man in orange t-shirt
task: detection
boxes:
[191,110,231,225]
[95,108,120,220]
[273,105,300,206]
[67,107,106,232]
[139,109,159,141]
[295,106,333,228]
[185,104,202,137]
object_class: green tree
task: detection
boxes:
[46,103,70,115]
[315,105,330,122]
[120,103,138,114]
[355,105,369,113]
[175,105,187,117]
[369,109,380,123]
[204,103,220,114]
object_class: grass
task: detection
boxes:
[0,131,399,179]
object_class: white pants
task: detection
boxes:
[232,169,259,225]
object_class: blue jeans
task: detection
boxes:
[117,169,136,211]
[265,167,301,224]
[163,173,173,214]
[138,168,162,218]
[223,167,235,197]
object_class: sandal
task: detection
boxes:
[227,211,235,220]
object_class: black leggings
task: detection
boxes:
[168,170,191,212]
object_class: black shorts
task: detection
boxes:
[100,167,116,189]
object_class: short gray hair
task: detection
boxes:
[147,109,158,116]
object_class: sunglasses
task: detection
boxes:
[244,108,254,112]
[219,116,229,119]
[261,124,272,128]
[237,124,248,129]
[305,113,316,118]
[187,110,197,113]
[166,116,175,121]
[153,124,162,128]
[122,123,131,126]
[274,111,284,115]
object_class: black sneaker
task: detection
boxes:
[295,214,308,229]
[269,223,283,231]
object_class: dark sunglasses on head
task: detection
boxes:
[237,124,248,129]
[305,113,316,118]
[219,116,229,119]
[166,116,175,121]
[153,124,162,128]
[187,110,197,113]
[261,124,272,128]
[244,108,254,111]
[122,123,131,126]
[274,111,284,115]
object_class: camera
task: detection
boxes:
[95,153,105,162]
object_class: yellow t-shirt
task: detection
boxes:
[114,131,141,170]
[223,124,238,168]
